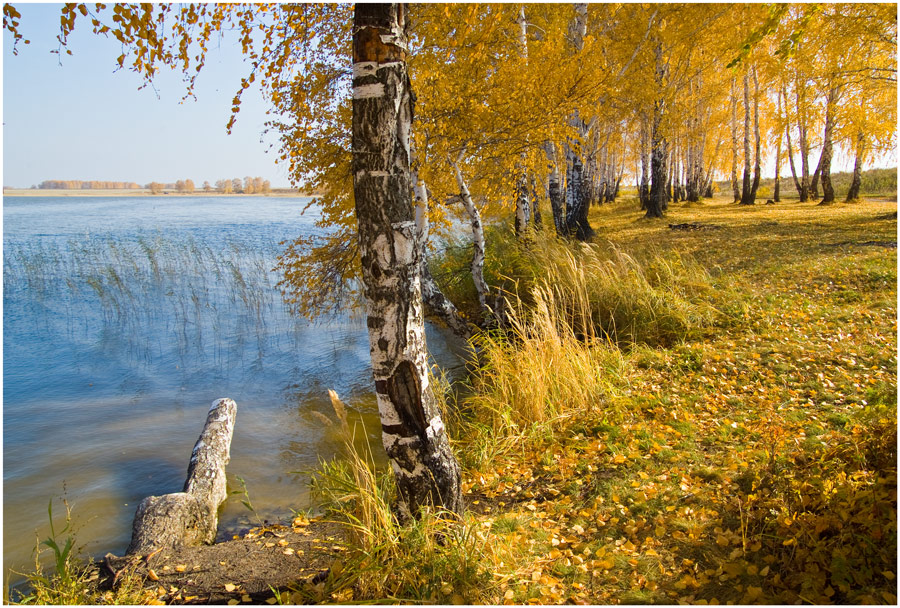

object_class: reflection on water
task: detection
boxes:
[2,196,469,585]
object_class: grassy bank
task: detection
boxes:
[13,195,896,604]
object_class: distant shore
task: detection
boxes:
[2,188,314,198]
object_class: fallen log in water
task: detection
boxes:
[126,398,237,555]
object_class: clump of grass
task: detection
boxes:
[530,236,722,347]
[8,500,146,605]
[305,390,496,603]
[432,226,725,347]
[454,286,627,468]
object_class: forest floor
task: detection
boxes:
[16,195,896,605]
[452,196,897,604]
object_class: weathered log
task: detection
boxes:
[127,398,237,555]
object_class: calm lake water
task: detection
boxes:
[2,195,467,584]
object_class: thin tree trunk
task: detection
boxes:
[564,142,594,238]
[819,85,838,204]
[740,71,753,205]
[774,88,783,202]
[730,77,740,203]
[810,148,823,199]
[640,114,650,210]
[530,176,543,230]
[352,3,461,520]
[545,141,565,235]
[796,77,810,202]
[647,42,668,218]
[562,4,594,240]
[413,174,473,339]
[451,157,492,323]
[669,142,677,203]
[749,66,761,202]
[783,85,802,198]
[514,174,530,238]
[514,5,531,238]
[845,131,865,202]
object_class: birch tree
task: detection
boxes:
[350,4,462,518]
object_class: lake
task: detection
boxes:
[2,195,468,585]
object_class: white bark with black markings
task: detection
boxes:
[352,3,462,520]
[450,156,492,324]
[413,172,473,339]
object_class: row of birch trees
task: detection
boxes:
[7,2,894,518]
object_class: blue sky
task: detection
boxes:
[2,3,290,188]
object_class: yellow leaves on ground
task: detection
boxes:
[454,200,896,605]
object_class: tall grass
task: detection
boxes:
[304,391,495,603]
[430,228,726,466]
[433,227,724,348]
[454,287,628,468]
[534,238,722,347]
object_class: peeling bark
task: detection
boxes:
[352,3,462,519]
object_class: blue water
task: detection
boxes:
[2,195,467,582]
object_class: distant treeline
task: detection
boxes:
[37,180,142,189]
[35,176,274,194]
[146,177,273,194]
[717,167,897,200]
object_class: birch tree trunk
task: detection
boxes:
[413,174,473,339]
[530,176,543,230]
[740,71,753,205]
[845,131,866,202]
[796,77,811,202]
[562,4,594,240]
[451,157,492,324]
[646,42,668,219]
[774,88,783,202]
[730,77,740,203]
[819,85,838,205]
[640,114,651,210]
[810,149,823,200]
[749,66,761,203]
[545,141,565,235]
[351,3,462,520]
[783,85,802,198]
[514,5,531,239]
[514,174,531,239]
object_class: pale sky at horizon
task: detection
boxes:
[2,3,291,189]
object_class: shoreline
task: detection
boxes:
[2,188,315,198]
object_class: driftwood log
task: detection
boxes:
[126,398,237,555]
